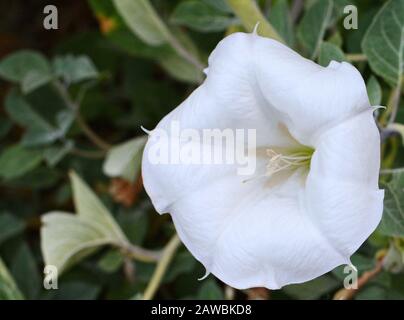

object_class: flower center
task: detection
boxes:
[265,147,314,176]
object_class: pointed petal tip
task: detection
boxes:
[371,105,386,112]
[198,269,210,281]
[140,126,152,135]
[252,22,260,36]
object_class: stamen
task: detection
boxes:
[266,149,312,176]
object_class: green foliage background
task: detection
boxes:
[0,0,404,300]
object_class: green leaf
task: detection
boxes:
[21,128,61,147]
[318,42,346,67]
[21,70,52,94]
[197,279,224,300]
[164,251,197,283]
[42,280,101,300]
[103,136,147,182]
[69,171,128,242]
[53,55,98,84]
[0,257,24,300]
[112,0,170,46]
[366,76,382,106]
[0,212,25,245]
[159,53,202,83]
[297,0,333,59]
[379,172,404,236]
[269,0,294,46]
[171,1,236,32]
[5,90,54,131]
[0,50,51,83]
[10,242,41,299]
[97,249,124,273]
[43,141,74,167]
[283,275,339,300]
[0,145,43,180]
[201,0,231,13]
[362,0,404,87]
[0,117,12,139]
[5,91,61,147]
[41,171,128,274]
[40,212,116,274]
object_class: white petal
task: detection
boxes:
[305,110,384,256]
[170,169,347,289]
[142,32,383,289]
[253,38,370,145]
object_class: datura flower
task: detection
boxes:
[141,31,384,289]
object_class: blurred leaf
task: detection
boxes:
[328,31,343,48]
[41,171,128,274]
[0,117,12,139]
[10,242,41,299]
[318,42,346,67]
[197,279,224,300]
[98,249,124,273]
[367,76,382,106]
[164,251,197,283]
[0,50,51,83]
[43,141,74,167]
[9,167,60,189]
[53,55,98,84]
[69,171,127,242]
[5,91,61,147]
[112,0,203,83]
[379,172,404,236]
[41,212,114,274]
[269,0,294,46]
[362,0,404,87]
[355,285,387,300]
[283,275,339,299]
[113,0,170,46]
[297,0,333,59]
[171,1,237,32]
[0,257,24,300]
[159,53,202,83]
[0,212,25,245]
[21,70,52,94]
[383,243,404,274]
[5,90,54,131]
[42,280,101,300]
[201,0,231,13]
[389,123,404,145]
[117,207,149,245]
[103,135,147,182]
[0,145,43,180]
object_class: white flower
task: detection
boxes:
[141,32,384,289]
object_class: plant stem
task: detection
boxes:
[387,80,403,126]
[53,80,111,151]
[120,243,163,263]
[226,0,284,43]
[166,33,206,73]
[380,167,404,175]
[70,147,106,159]
[75,112,111,151]
[143,235,181,300]
[346,53,367,62]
